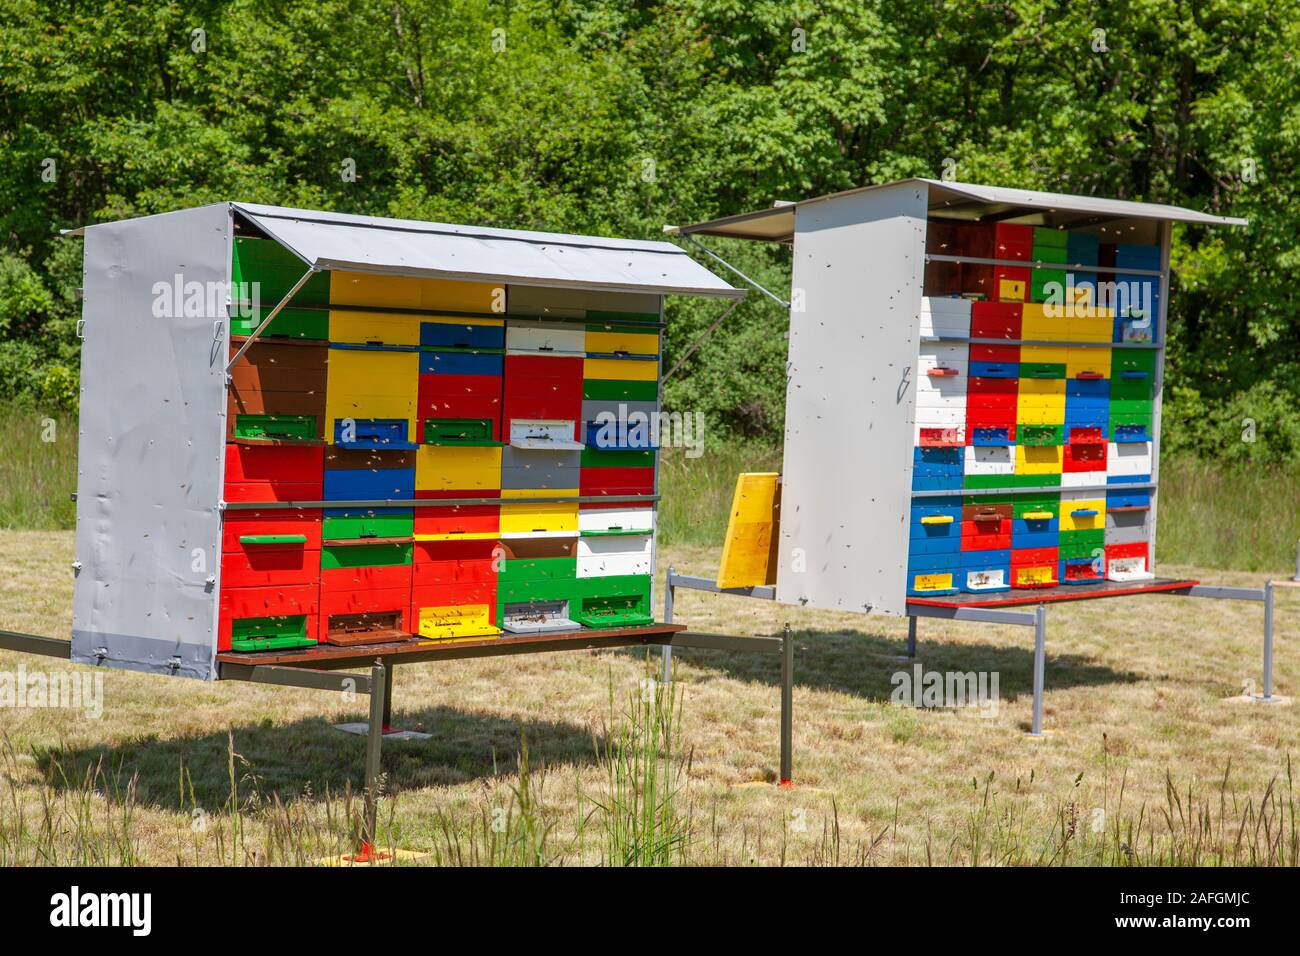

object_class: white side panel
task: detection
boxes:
[505,321,586,354]
[576,535,654,578]
[578,508,656,533]
[72,204,231,679]
[775,183,928,615]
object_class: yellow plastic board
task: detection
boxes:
[330,270,501,313]
[716,472,780,589]
[415,445,503,491]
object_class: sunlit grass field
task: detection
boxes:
[1,529,1296,865]
[1,404,1298,864]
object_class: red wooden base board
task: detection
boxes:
[908,577,1199,609]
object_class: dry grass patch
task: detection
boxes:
[1,531,1297,865]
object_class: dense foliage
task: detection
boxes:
[1,1,1296,458]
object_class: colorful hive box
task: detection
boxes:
[218,246,668,651]
[909,218,1163,594]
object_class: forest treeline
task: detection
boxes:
[2,1,1297,459]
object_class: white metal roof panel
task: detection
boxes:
[921,179,1248,226]
[232,203,743,297]
[673,178,1246,240]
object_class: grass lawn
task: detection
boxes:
[1,529,1297,865]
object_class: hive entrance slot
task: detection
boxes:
[325,611,407,646]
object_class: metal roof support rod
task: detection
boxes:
[661,297,742,383]
[678,234,789,310]
[225,265,319,373]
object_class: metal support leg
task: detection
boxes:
[382,664,394,731]
[1030,604,1047,736]
[1261,581,1275,701]
[779,623,794,785]
[363,660,386,848]
[906,616,917,658]
[660,566,676,684]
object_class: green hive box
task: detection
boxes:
[231,236,330,339]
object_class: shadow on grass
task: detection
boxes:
[33,706,599,811]
[631,626,1140,703]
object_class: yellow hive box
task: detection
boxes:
[1018,378,1066,398]
[1063,298,1114,341]
[326,347,419,398]
[1072,301,1114,319]
[417,605,499,640]
[1019,344,1069,366]
[501,487,578,499]
[583,357,658,381]
[717,472,780,589]
[1020,305,1068,341]
[1065,347,1111,378]
[1016,406,1066,425]
[1014,565,1055,587]
[1060,499,1105,532]
[424,315,505,330]
[913,572,954,592]
[500,495,579,536]
[997,278,1026,302]
[1016,444,1063,474]
[324,349,418,442]
[415,445,503,492]
[329,309,423,347]
[585,330,659,356]
[331,270,501,313]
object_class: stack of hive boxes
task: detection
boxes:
[218,237,660,652]
[907,222,1160,598]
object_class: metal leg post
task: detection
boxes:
[660,567,676,684]
[780,623,794,786]
[906,615,917,658]
[1261,581,1275,701]
[363,660,386,848]
[1030,604,1047,736]
[382,664,394,732]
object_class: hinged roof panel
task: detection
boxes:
[671,178,1247,241]
[232,203,743,297]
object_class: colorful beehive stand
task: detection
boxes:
[220,238,666,651]
[69,203,739,679]
[671,178,1243,616]
[908,221,1160,597]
